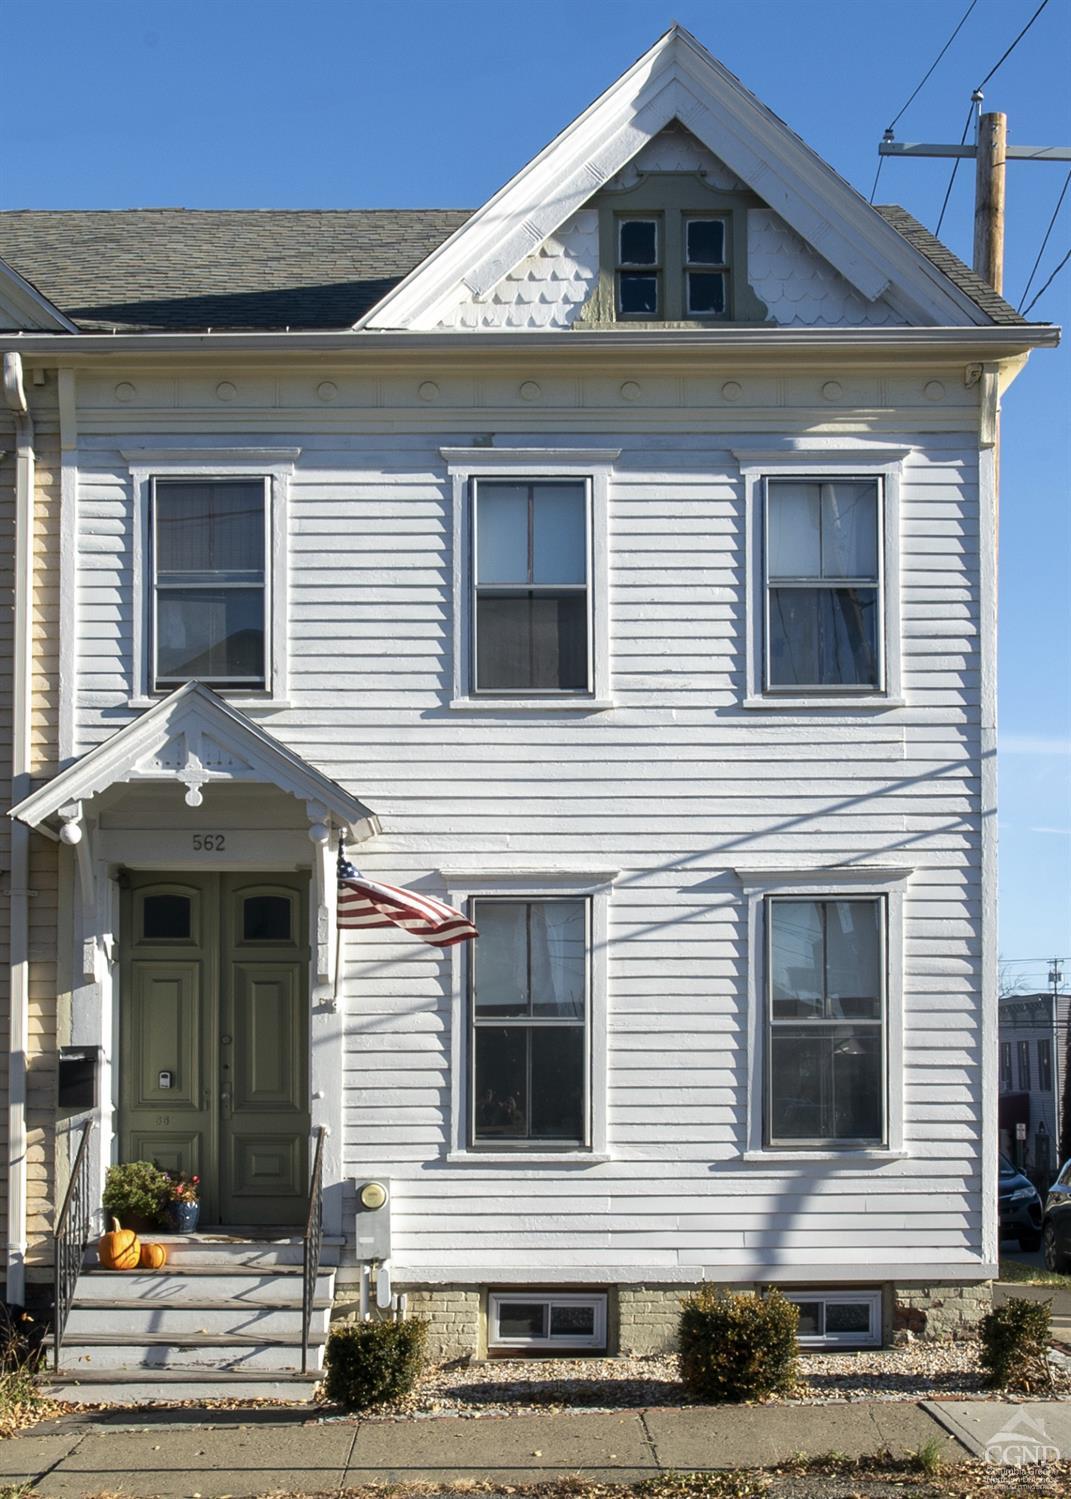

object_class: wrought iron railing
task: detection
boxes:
[301,1126,326,1374]
[52,1120,94,1372]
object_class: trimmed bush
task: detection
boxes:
[322,1317,427,1409]
[678,1288,799,1403]
[978,1296,1052,1391]
[102,1161,171,1227]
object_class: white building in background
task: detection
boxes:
[0,26,1059,1396]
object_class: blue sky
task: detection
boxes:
[6,0,1069,987]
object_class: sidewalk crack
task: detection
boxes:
[638,1409,662,1471]
[31,1427,87,1487]
[339,1419,361,1497]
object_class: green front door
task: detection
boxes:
[119,871,310,1226]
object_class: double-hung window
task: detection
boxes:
[765,478,882,692]
[1039,1039,1053,1092]
[151,478,268,691]
[1018,1039,1032,1092]
[999,1041,1013,1092]
[767,896,886,1147]
[473,481,590,694]
[469,897,589,1148]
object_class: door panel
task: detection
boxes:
[119,870,309,1227]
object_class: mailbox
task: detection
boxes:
[57,1046,103,1109]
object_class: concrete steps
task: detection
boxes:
[46,1232,337,1403]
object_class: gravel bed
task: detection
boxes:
[350,1344,1071,1420]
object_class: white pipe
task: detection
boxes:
[3,352,33,1306]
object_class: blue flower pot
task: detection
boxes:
[168,1200,200,1233]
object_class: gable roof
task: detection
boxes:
[0,252,77,332]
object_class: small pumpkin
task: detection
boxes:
[139,1241,168,1270]
[98,1216,140,1271]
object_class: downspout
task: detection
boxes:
[3,352,33,1306]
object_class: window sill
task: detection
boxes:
[128,695,291,712]
[449,698,615,714]
[447,1150,610,1166]
[741,696,905,712]
[741,1148,908,1163]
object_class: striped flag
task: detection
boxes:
[337,855,478,949]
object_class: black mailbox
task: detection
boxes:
[57,1046,103,1109]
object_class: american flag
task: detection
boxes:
[337,854,478,949]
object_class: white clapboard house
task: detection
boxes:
[0,25,1058,1398]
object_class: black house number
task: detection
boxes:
[192,833,226,852]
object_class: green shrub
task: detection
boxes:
[322,1317,427,1409]
[678,1288,799,1403]
[102,1161,170,1227]
[978,1296,1052,1390]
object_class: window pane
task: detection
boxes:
[770,1031,825,1141]
[143,894,191,941]
[476,486,528,585]
[474,1027,527,1137]
[156,588,265,683]
[687,271,726,316]
[619,220,657,265]
[771,901,824,1019]
[768,484,821,578]
[767,587,878,688]
[532,486,586,585]
[156,481,264,578]
[497,1303,546,1339]
[825,1302,871,1334]
[687,219,725,265]
[531,1026,585,1140]
[792,1301,823,1337]
[530,901,586,1018]
[618,272,658,316]
[550,1304,596,1337]
[476,592,588,691]
[832,1029,883,1139]
[825,901,881,1019]
[243,895,291,942]
[770,1026,883,1143]
[821,483,878,579]
[474,903,529,1015]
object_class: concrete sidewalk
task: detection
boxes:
[0,1400,985,1497]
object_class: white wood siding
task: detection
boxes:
[69,411,986,1283]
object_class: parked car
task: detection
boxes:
[1042,1159,1071,1272]
[999,1155,1043,1251]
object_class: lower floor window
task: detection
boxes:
[488,1292,607,1351]
[781,1289,882,1348]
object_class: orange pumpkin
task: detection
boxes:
[98,1217,140,1270]
[139,1241,168,1270]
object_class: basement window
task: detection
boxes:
[781,1290,882,1348]
[488,1292,607,1352]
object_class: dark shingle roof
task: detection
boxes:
[0,210,472,331]
[0,204,1030,332]
[874,205,1027,326]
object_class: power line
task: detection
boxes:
[1021,244,1071,316]
[975,0,1052,91]
[1020,169,1071,309]
[935,101,977,238]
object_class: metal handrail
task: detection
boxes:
[52,1120,95,1372]
[301,1126,326,1375]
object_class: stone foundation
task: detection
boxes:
[398,1285,482,1363]
[891,1282,991,1341]
[617,1285,685,1354]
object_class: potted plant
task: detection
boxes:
[165,1172,201,1232]
[102,1161,170,1231]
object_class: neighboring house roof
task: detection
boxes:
[0,203,1027,334]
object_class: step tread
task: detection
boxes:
[51,1331,327,1348]
[70,1298,332,1311]
[81,1264,320,1277]
[43,1368,320,1386]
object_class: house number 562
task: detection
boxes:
[192,833,226,851]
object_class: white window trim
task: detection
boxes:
[736,447,905,710]
[488,1290,608,1351]
[735,865,908,1161]
[779,1288,882,1348]
[123,447,298,709]
[444,870,614,1162]
[442,448,617,712]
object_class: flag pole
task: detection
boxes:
[333,832,345,1007]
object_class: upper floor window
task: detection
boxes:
[765,478,882,693]
[1018,1039,1032,1092]
[999,1041,1012,1092]
[615,211,732,322]
[1039,1038,1053,1092]
[151,478,268,691]
[473,480,590,695]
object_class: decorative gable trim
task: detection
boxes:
[9,681,379,842]
[0,255,78,333]
[361,25,989,332]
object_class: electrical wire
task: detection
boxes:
[975,0,1052,91]
[935,102,976,238]
[1021,244,1071,317]
[869,0,981,205]
[1019,169,1071,309]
